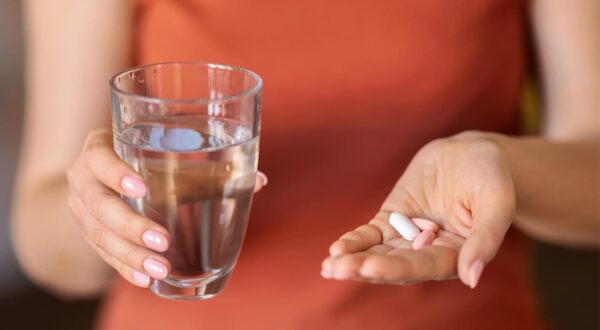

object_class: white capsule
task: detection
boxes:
[389,212,421,241]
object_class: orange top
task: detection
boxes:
[98,0,547,329]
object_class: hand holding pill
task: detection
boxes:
[387,212,438,250]
[321,134,515,288]
[388,212,421,241]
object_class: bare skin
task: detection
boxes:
[12,0,599,298]
[13,0,133,297]
[66,129,266,288]
[12,0,265,297]
[322,0,599,287]
[321,133,599,287]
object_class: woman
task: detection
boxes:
[12,0,598,329]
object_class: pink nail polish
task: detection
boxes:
[412,230,435,250]
[257,172,268,186]
[132,271,150,287]
[143,258,168,280]
[142,231,169,252]
[469,259,484,288]
[121,176,147,197]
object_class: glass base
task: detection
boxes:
[150,271,232,301]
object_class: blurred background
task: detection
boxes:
[0,1,98,329]
[0,1,598,329]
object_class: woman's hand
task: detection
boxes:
[321,132,515,288]
[66,128,267,288]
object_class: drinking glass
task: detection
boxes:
[110,62,262,300]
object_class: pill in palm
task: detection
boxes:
[389,212,421,241]
[412,218,440,232]
[412,229,435,250]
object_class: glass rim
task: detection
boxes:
[109,61,263,105]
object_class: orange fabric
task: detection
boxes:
[98,0,547,329]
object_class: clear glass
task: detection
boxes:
[110,62,262,300]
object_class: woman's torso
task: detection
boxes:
[98,0,546,329]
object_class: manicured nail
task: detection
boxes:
[132,271,150,287]
[142,230,169,252]
[257,172,268,186]
[469,259,484,289]
[412,230,435,250]
[121,175,147,197]
[143,258,168,280]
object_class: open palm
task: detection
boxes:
[321,132,515,288]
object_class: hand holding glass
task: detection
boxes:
[110,62,262,300]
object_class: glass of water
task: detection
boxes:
[110,62,262,300]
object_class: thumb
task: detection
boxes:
[457,193,514,288]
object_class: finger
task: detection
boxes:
[329,181,425,257]
[254,171,268,193]
[380,237,413,250]
[329,211,412,256]
[88,237,151,288]
[321,251,373,280]
[76,172,169,252]
[329,223,383,256]
[412,230,435,250]
[87,222,170,280]
[83,128,146,198]
[325,242,414,280]
[70,193,171,280]
[457,190,514,288]
[359,245,458,283]
[367,245,395,254]
[412,218,439,232]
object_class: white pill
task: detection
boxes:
[389,212,421,241]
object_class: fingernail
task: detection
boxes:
[142,230,169,252]
[121,175,147,197]
[132,271,150,287]
[143,258,168,280]
[412,230,435,250]
[469,259,484,289]
[321,269,332,278]
[257,172,268,186]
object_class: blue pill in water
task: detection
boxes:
[148,127,203,151]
